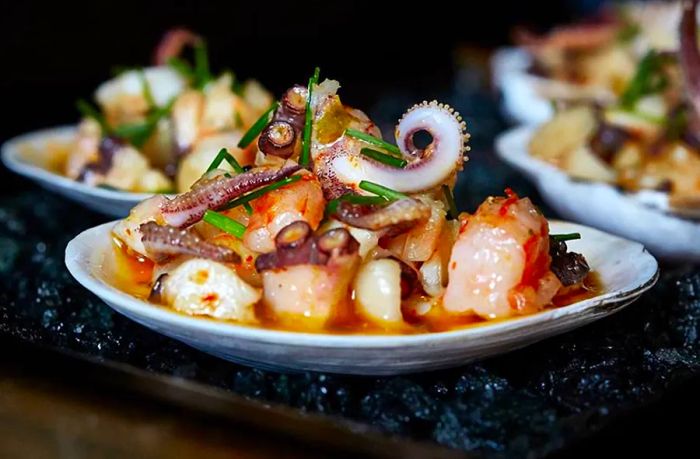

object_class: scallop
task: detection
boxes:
[162,258,260,322]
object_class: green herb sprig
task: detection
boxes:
[358,180,407,201]
[345,129,401,156]
[166,40,213,90]
[551,233,582,242]
[203,210,246,239]
[300,67,320,168]
[360,148,407,168]
[111,97,176,148]
[237,102,279,149]
[620,50,674,109]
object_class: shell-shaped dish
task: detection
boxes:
[65,220,658,375]
[491,47,555,125]
[496,126,700,262]
[2,126,158,217]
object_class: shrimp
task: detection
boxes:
[243,174,326,253]
[443,190,562,319]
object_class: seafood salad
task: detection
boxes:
[528,0,700,212]
[52,29,273,194]
[516,1,682,105]
[108,71,595,334]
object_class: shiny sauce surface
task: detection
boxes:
[110,241,602,335]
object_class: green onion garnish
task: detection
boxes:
[203,210,246,239]
[207,148,245,174]
[359,180,407,201]
[167,57,194,79]
[76,99,111,134]
[237,102,279,149]
[325,194,389,215]
[551,233,582,242]
[360,148,407,168]
[139,70,156,109]
[300,67,320,168]
[111,97,175,148]
[205,148,252,214]
[220,175,302,211]
[620,50,673,109]
[193,40,213,89]
[96,183,121,191]
[345,128,401,156]
[442,184,458,220]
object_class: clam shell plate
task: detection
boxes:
[2,126,156,217]
[496,126,700,262]
[65,221,658,375]
[491,47,557,125]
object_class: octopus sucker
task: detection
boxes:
[160,163,300,228]
[140,221,241,263]
[326,100,470,193]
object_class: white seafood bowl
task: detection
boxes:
[2,126,156,217]
[496,126,700,262]
[491,47,554,125]
[65,220,658,375]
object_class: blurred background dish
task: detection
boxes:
[496,125,700,261]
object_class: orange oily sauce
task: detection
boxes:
[110,241,602,335]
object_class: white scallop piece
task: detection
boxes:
[496,125,700,262]
[2,126,159,217]
[65,220,658,375]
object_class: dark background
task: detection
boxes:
[0,0,601,146]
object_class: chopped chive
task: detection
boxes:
[111,97,175,148]
[359,180,407,201]
[96,183,121,191]
[345,128,401,156]
[76,99,111,134]
[325,194,389,215]
[207,148,245,173]
[219,175,302,211]
[360,148,407,168]
[237,102,279,149]
[203,210,246,239]
[167,56,194,79]
[138,70,156,109]
[193,40,213,89]
[551,233,582,242]
[442,184,458,220]
[300,67,320,168]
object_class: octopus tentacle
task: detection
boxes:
[258,85,307,158]
[140,222,241,263]
[161,163,300,228]
[153,28,201,66]
[332,198,431,231]
[328,101,469,193]
[255,222,358,272]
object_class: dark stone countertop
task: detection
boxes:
[1,71,699,458]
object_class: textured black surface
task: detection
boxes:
[1,66,699,458]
